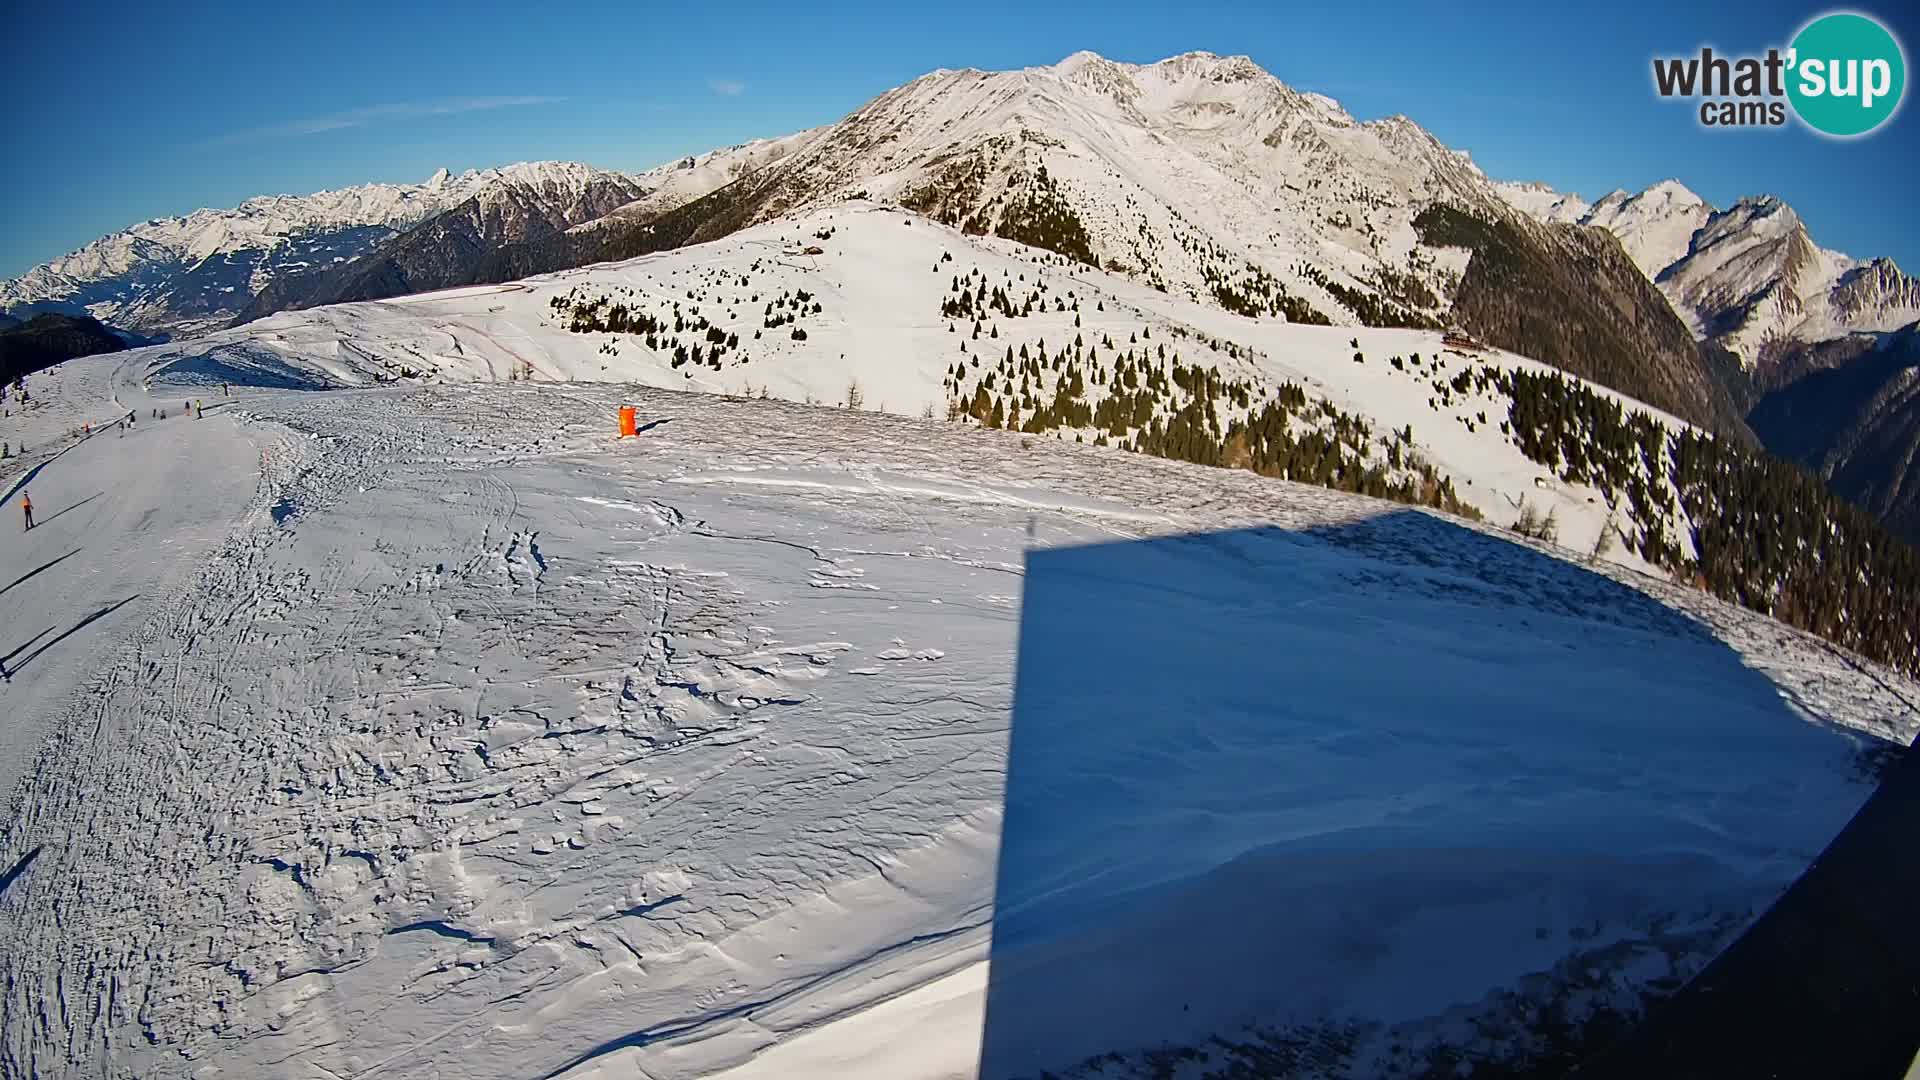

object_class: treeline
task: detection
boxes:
[1671,429,1920,673]
[547,278,826,373]
[1208,261,1332,325]
[942,314,1478,520]
[995,165,1099,267]
[1503,367,1920,676]
[1295,263,1439,329]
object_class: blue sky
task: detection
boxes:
[4,0,1915,277]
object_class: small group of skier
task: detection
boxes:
[15,385,232,537]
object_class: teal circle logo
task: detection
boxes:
[1787,12,1906,136]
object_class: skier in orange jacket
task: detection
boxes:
[20,491,32,532]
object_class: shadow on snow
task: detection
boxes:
[4,596,139,678]
[0,846,42,900]
[31,493,102,530]
[977,508,1902,1078]
[0,548,81,600]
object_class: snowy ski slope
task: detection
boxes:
[0,340,1915,1078]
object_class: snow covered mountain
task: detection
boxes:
[545,51,1735,434]
[1579,180,1712,284]
[237,137,832,322]
[569,130,825,237]
[1662,198,1920,362]
[231,163,652,320]
[596,50,1515,318]
[1496,179,1920,366]
[1488,179,1590,225]
[0,162,641,339]
[10,52,1750,436]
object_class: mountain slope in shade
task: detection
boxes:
[0,313,128,384]
[1410,203,1750,437]
[1496,180,1920,367]
[1749,324,1920,545]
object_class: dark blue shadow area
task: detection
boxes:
[1572,730,1920,1079]
[979,509,1888,1078]
[0,845,41,900]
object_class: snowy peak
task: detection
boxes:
[1590,179,1705,216]
[1832,258,1920,326]
[659,48,1528,333]
[1498,177,1917,363]
[1,161,640,338]
[1050,49,1122,77]
[1048,49,1266,86]
[1644,178,1706,208]
[1582,181,1713,282]
[1492,181,1592,225]
[1497,179,1711,278]
[1705,194,1798,240]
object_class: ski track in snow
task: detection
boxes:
[0,362,1916,1079]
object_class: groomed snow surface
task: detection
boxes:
[1,347,1916,1079]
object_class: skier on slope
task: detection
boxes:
[20,491,32,532]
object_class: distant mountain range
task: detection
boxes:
[6,50,1918,541]
[0,154,791,341]
[1493,178,1920,542]
[1494,178,1920,369]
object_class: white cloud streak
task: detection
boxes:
[206,96,565,144]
